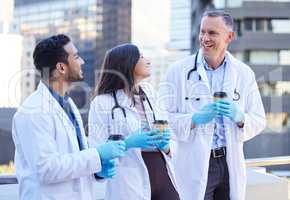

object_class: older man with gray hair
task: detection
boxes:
[160,10,266,200]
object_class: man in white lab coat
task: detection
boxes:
[12,34,126,200]
[160,11,266,200]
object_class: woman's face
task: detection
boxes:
[133,54,151,82]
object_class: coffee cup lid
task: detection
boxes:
[153,120,168,124]
[213,91,227,98]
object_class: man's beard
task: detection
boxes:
[66,71,84,82]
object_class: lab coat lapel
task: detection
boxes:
[142,92,156,126]
[116,90,138,114]
[39,81,81,152]
[196,51,211,92]
[68,98,88,149]
[222,52,238,102]
[222,52,239,148]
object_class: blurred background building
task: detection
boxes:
[0,0,23,108]
[181,0,290,172]
[1,0,290,175]
[14,0,131,111]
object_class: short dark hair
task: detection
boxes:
[95,43,140,96]
[202,10,234,30]
[33,34,71,78]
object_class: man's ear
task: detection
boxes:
[228,31,235,43]
[55,62,66,74]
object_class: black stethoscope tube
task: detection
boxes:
[111,88,156,121]
[185,50,240,101]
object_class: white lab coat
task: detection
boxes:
[159,51,266,200]
[88,86,179,200]
[12,81,102,200]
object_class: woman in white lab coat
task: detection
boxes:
[88,44,180,200]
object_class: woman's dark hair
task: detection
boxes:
[95,43,140,96]
[33,34,71,78]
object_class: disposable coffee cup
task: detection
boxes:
[213,92,227,102]
[107,134,125,166]
[108,134,125,141]
[152,120,168,133]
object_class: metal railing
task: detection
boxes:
[0,174,17,185]
[1,156,290,185]
[246,156,290,167]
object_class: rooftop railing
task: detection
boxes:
[246,156,290,167]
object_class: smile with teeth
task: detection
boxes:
[203,44,213,48]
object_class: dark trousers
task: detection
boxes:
[142,151,180,200]
[204,155,230,200]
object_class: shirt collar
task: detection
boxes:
[202,55,227,71]
[44,83,69,107]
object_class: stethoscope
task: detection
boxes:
[185,50,240,101]
[111,87,156,121]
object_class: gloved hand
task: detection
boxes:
[96,141,126,163]
[155,130,171,151]
[191,103,218,125]
[124,129,163,150]
[215,100,245,123]
[96,159,116,178]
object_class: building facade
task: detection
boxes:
[224,1,290,163]
[167,0,191,55]
[166,0,290,171]
[14,0,131,109]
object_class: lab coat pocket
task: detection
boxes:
[185,98,202,113]
[118,149,140,168]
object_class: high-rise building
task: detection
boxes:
[167,0,191,55]
[0,0,14,34]
[220,1,290,172]
[188,0,290,164]
[14,0,131,109]
[169,0,290,170]
[168,0,215,56]
[20,36,36,102]
[0,0,24,107]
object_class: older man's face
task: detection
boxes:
[199,16,234,61]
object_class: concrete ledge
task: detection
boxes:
[246,169,288,200]
[0,171,288,200]
[0,174,17,185]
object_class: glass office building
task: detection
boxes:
[14,0,131,88]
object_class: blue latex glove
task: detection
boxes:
[96,160,116,178]
[155,130,171,151]
[191,103,218,125]
[124,129,163,150]
[215,100,245,123]
[96,141,126,163]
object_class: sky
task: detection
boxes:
[131,0,170,51]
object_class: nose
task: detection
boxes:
[80,57,85,65]
[202,33,210,42]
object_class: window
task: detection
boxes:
[249,51,279,65]
[256,19,265,31]
[213,0,242,8]
[267,19,290,33]
[244,19,253,31]
[244,51,250,63]
[280,50,290,65]
[234,20,242,36]
[232,52,244,61]
[266,112,288,132]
